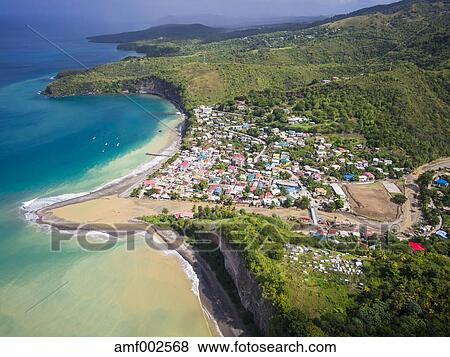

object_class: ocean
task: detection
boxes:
[0,21,211,336]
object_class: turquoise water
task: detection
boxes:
[0,27,212,336]
[0,77,178,203]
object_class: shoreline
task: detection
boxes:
[24,93,185,214]
[26,93,245,337]
[36,203,247,337]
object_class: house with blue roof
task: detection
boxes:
[343,173,354,182]
[435,230,448,239]
[434,178,449,187]
[210,176,221,184]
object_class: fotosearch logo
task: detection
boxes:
[49,222,185,252]
[49,222,245,253]
[49,220,402,254]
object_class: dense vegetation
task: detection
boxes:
[320,250,450,336]
[46,0,449,167]
[87,24,224,43]
[417,170,450,227]
[143,207,450,336]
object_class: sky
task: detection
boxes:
[2,0,397,30]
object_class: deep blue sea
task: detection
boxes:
[0,22,210,336]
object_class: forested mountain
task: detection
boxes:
[87,24,223,43]
[47,0,449,167]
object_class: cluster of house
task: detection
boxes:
[139,104,405,214]
[143,143,308,207]
[320,76,348,84]
[195,104,403,179]
[260,127,402,182]
[287,116,314,125]
[285,244,364,279]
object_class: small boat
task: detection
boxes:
[105,143,108,146]
[102,149,105,153]
[116,143,120,147]
[158,130,162,133]
[92,136,96,141]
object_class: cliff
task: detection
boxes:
[43,75,185,110]
[219,239,276,336]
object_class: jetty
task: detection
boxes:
[145,153,171,157]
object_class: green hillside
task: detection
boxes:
[144,208,450,336]
[46,0,450,166]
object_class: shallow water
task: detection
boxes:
[0,27,211,336]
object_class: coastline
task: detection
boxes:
[24,93,185,214]
[36,200,248,337]
[25,93,246,337]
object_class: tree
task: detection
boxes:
[323,201,336,212]
[391,194,407,205]
[280,171,292,180]
[162,208,169,215]
[267,243,284,260]
[294,196,311,209]
[254,188,264,197]
[335,199,344,209]
[130,187,141,198]
[284,196,294,208]
[193,180,208,192]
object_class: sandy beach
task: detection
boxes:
[30,108,249,337]
[37,194,249,337]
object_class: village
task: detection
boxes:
[134,98,449,248]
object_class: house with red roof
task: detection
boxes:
[179,160,190,171]
[408,242,425,251]
[144,179,155,187]
[174,212,194,220]
[207,184,218,193]
[233,153,246,166]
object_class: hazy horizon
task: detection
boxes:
[3,0,398,33]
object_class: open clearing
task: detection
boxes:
[342,182,399,221]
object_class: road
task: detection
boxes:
[223,127,267,162]
[322,157,450,235]
[400,157,450,234]
[222,125,450,235]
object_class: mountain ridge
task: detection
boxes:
[87,0,445,44]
